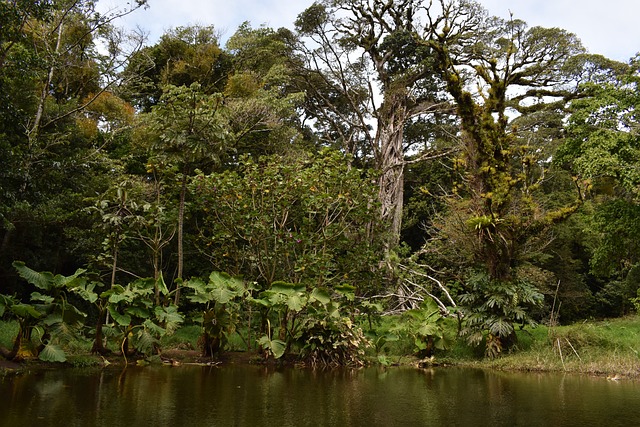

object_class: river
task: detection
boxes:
[1,365,639,426]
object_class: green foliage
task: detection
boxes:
[38,343,67,363]
[191,149,384,292]
[145,83,230,168]
[590,200,640,279]
[251,280,370,365]
[121,25,230,112]
[4,262,92,361]
[427,6,586,288]
[2,0,640,367]
[459,271,544,358]
[392,299,451,358]
[297,315,370,367]
[560,64,640,197]
[0,321,19,349]
[100,278,184,357]
[184,271,249,356]
[631,288,640,313]
[257,317,286,360]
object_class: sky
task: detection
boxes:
[99,0,640,62]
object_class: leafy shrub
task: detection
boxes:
[459,271,543,358]
[298,315,370,367]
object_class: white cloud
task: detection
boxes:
[100,0,314,43]
[479,0,639,61]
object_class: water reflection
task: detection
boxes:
[1,365,639,426]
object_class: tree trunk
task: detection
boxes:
[174,173,187,305]
[376,95,408,251]
[91,308,110,355]
[29,16,64,142]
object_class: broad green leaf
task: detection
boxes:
[11,303,43,319]
[188,293,213,304]
[157,272,169,296]
[210,286,235,304]
[271,281,304,295]
[43,313,63,326]
[286,294,307,312]
[334,284,356,301]
[209,271,238,288]
[249,296,271,308]
[39,344,67,363]
[54,269,87,289]
[134,328,158,355]
[107,293,129,304]
[103,285,127,302]
[30,292,54,304]
[258,335,286,359]
[143,319,166,337]
[418,324,440,338]
[326,301,341,318]
[72,283,98,304]
[126,306,151,319]
[131,277,155,292]
[154,305,184,334]
[13,261,54,290]
[184,278,207,294]
[108,307,131,326]
[269,339,286,359]
[310,288,331,305]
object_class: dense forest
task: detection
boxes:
[1,0,639,364]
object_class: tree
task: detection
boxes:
[416,0,595,349]
[425,2,587,280]
[142,83,231,303]
[294,0,451,251]
[558,55,640,316]
[224,23,306,158]
[0,0,146,289]
[120,25,231,112]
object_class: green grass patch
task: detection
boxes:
[457,316,640,378]
[0,320,18,349]
[161,324,201,350]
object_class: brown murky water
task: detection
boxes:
[1,365,639,426]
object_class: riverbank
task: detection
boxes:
[435,316,640,379]
[2,316,639,379]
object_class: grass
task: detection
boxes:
[0,320,18,349]
[451,317,640,378]
[160,324,201,350]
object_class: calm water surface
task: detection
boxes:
[1,365,639,426]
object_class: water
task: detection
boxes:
[1,365,639,426]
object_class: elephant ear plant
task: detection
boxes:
[99,278,184,363]
[251,281,371,366]
[2,262,89,362]
[184,272,250,357]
